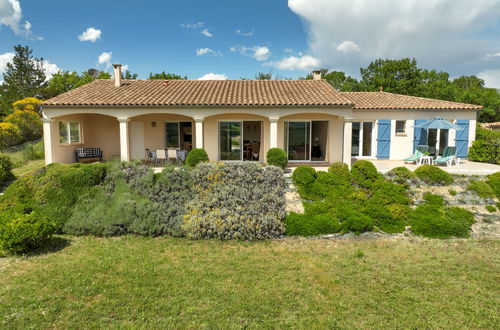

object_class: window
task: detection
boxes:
[351,121,373,157]
[59,121,81,144]
[395,120,406,134]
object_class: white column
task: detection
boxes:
[42,118,55,165]
[194,118,204,149]
[342,120,353,167]
[118,118,130,161]
[269,118,279,149]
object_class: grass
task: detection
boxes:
[11,159,45,177]
[0,236,498,328]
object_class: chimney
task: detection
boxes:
[312,70,322,80]
[113,64,122,87]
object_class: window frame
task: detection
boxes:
[395,120,406,135]
[351,120,375,158]
[59,120,82,145]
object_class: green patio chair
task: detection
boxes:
[434,146,459,167]
[404,145,429,164]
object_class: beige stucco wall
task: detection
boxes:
[50,114,120,163]
[350,110,477,160]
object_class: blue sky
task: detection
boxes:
[1,0,500,86]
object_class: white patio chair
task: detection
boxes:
[156,149,167,166]
[167,149,178,164]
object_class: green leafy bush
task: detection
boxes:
[409,204,474,238]
[351,160,382,188]
[468,127,500,164]
[185,148,209,167]
[328,162,350,178]
[0,154,14,185]
[292,166,317,185]
[486,172,500,198]
[0,211,56,253]
[284,212,340,236]
[423,193,444,206]
[183,162,286,240]
[337,207,374,234]
[449,189,457,196]
[266,148,288,169]
[4,110,43,142]
[467,180,495,199]
[298,171,353,201]
[485,205,497,213]
[387,166,415,184]
[415,165,453,185]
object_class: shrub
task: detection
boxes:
[292,166,317,185]
[387,166,415,184]
[0,154,14,185]
[328,162,350,178]
[284,212,340,236]
[363,201,407,233]
[266,148,288,169]
[467,180,495,199]
[423,193,444,206]
[409,204,474,238]
[449,189,457,196]
[12,97,42,113]
[415,165,453,185]
[337,207,374,234]
[351,160,382,188]
[0,122,22,149]
[298,171,352,201]
[486,205,496,213]
[4,110,43,142]
[183,162,286,240]
[370,180,410,205]
[486,172,500,198]
[468,127,500,164]
[185,148,209,167]
[0,211,57,253]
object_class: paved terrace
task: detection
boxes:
[287,160,500,176]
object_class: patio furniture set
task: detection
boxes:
[404,145,460,167]
[145,148,188,166]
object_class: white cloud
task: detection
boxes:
[78,27,102,42]
[98,52,112,67]
[180,22,204,29]
[230,46,270,61]
[266,55,320,71]
[197,73,228,80]
[288,0,500,76]
[0,0,33,35]
[41,60,61,79]
[478,69,500,89]
[0,52,15,75]
[200,28,213,37]
[196,48,221,56]
[336,40,360,53]
[235,29,254,37]
[284,48,294,53]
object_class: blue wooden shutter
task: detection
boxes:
[455,120,469,158]
[377,120,391,159]
[413,120,428,152]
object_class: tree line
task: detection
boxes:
[1,45,498,122]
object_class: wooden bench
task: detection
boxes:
[75,147,103,162]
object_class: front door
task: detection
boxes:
[129,122,145,160]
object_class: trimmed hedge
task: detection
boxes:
[328,162,350,178]
[266,148,288,169]
[292,166,317,185]
[415,165,453,185]
[186,148,209,167]
[0,211,57,253]
[351,160,383,188]
[183,162,286,240]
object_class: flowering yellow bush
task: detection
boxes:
[4,110,42,141]
[0,122,22,148]
[12,97,42,113]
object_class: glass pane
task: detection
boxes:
[288,122,310,161]
[59,121,69,144]
[439,129,449,155]
[219,122,241,160]
[428,129,438,156]
[311,121,327,161]
[362,122,372,156]
[69,122,80,143]
[351,122,360,156]
[166,122,180,148]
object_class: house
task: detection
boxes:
[481,122,500,132]
[41,65,482,166]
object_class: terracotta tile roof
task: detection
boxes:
[341,91,483,110]
[481,122,500,128]
[43,79,352,107]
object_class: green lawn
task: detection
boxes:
[11,159,45,177]
[0,236,498,329]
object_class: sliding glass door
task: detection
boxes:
[219,122,242,160]
[284,121,327,161]
[351,121,373,157]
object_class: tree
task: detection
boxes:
[148,72,186,80]
[255,72,272,80]
[123,71,138,80]
[43,71,111,98]
[0,45,47,116]
[302,69,361,91]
